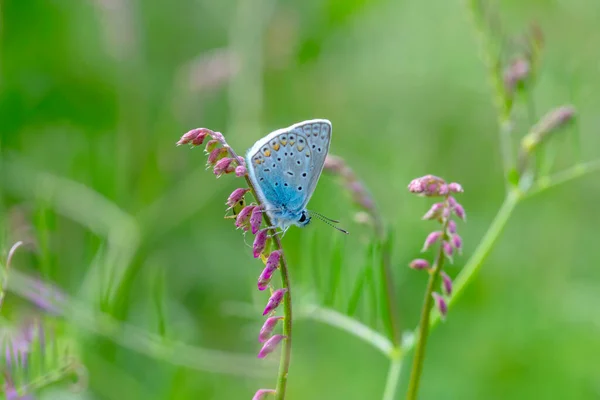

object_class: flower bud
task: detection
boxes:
[213,157,234,176]
[409,258,431,270]
[253,229,268,258]
[235,205,255,229]
[408,175,448,197]
[522,106,576,153]
[422,231,443,252]
[250,206,263,234]
[422,203,444,220]
[451,234,463,254]
[257,334,286,359]
[453,203,466,221]
[257,265,275,291]
[265,250,282,271]
[207,147,228,166]
[447,220,457,234]
[441,271,453,296]
[259,316,283,343]
[226,188,249,209]
[263,288,287,315]
[447,182,463,193]
[504,58,530,95]
[442,240,454,262]
[432,292,448,320]
[235,165,247,177]
[204,139,219,153]
[253,389,276,400]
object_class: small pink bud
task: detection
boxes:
[422,231,443,252]
[250,206,263,234]
[409,258,430,270]
[422,203,444,220]
[263,288,287,316]
[447,196,457,208]
[438,184,449,195]
[253,389,276,400]
[265,250,282,271]
[451,234,463,254]
[207,147,228,165]
[235,205,255,229]
[432,292,448,320]
[448,182,463,193]
[447,220,457,234]
[257,334,286,359]
[253,229,269,258]
[204,139,219,153]
[211,131,225,142]
[257,265,275,291]
[226,188,249,209]
[259,316,283,343]
[213,157,234,176]
[441,271,453,296]
[177,128,211,146]
[453,203,466,221]
[235,165,247,177]
[443,240,454,262]
[442,206,451,220]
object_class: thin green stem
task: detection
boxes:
[526,159,600,198]
[382,356,403,400]
[406,217,450,400]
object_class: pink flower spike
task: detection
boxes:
[422,203,444,220]
[441,271,453,296]
[253,229,269,258]
[235,205,255,229]
[235,165,247,177]
[409,258,431,270]
[422,231,443,252]
[250,206,263,234]
[432,292,448,320]
[257,265,275,291]
[443,240,454,263]
[226,188,249,209]
[448,182,463,193]
[451,234,463,254]
[253,389,276,400]
[453,203,466,221]
[447,220,457,234]
[408,175,448,197]
[259,316,284,343]
[263,288,287,315]
[257,334,286,358]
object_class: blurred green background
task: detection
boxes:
[1,0,600,399]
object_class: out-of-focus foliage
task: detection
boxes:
[1,0,600,398]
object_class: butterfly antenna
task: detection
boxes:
[309,211,349,234]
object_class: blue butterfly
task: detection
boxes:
[246,119,347,234]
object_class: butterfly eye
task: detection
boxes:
[299,212,307,223]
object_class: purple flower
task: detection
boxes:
[252,389,276,400]
[451,234,463,254]
[263,288,287,316]
[259,316,283,343]
[236,205,256,230]
[265,250,281,270]
[253,229,269,258]
[442,240,454,261]
[422,231,443,252]
[257,265,275,291]
[448,182,463,193]
[250,206,263,235]
[207,147,228,166]
[441,272,453,296]
[257,334,286,359]
[432,292,448,320]
[204,139,220,153]
[453,203,466,221]
[409,258,431,270]
[226,188,249,209]
[408,175,448,197]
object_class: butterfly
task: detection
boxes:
[245,119,348,234]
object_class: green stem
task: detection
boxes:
[406,217,450,400]
[526,160,600,198]
[382,355,403,400]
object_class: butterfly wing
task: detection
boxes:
[246,119,332,214]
